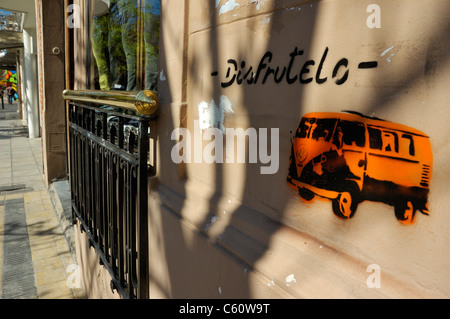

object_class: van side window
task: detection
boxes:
[382,131,399,153]
[401,134,415,156]
[368,127,382,150]
[338,121,365,147]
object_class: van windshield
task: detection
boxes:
[311,118,337,142]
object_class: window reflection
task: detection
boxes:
[0,9,25,32]
[91,0,160,91]
[142,0,160,90]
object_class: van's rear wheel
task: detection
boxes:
[332,192,358,219]
[395,200,416,224]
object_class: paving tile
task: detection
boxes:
[0,110,85,299]
[36,281,76,299]
[0,203,4,298]
[2,197,38,299]
[0,172,11,181]
[0,168,12,174]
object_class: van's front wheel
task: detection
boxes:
[395,200,416,224]
[332,192,359,219]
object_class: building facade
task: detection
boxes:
[68,0,450,298]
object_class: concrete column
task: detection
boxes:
[35,0,67,184]
[22,28,40,138]
[19,53,27,121]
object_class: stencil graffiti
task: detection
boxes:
[287,111,433,224]
[211,47,377,87]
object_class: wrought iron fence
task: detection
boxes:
[63,90,158,299]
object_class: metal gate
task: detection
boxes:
[63,90,158,299]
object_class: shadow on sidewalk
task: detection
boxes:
[0,101,21,121]
[0,102,29,139]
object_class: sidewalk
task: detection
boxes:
[0,100,85,299]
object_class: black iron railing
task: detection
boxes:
[63,89,158,299]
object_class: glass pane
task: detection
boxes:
[90,0,160,91]
[142,0,160,90]
[0,9,25,32]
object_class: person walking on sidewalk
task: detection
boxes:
[5,86,15,104]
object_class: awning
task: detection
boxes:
[0,31,23,50]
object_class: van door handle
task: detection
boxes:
[358,159,366,167]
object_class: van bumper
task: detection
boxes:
[287,176,340,200]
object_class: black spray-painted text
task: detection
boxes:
[211,47,377,88]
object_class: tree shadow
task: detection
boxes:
[153,0,318,298]
[153,0,450,298]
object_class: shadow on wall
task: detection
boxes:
[153,0,318,298]
[154,0,450,298]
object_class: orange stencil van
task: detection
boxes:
[287,111,433,224]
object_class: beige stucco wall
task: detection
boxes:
[74,223,121,299]
[72,0,450,299]
[149,0,450,298]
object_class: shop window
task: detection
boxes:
[90,0,160,91]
